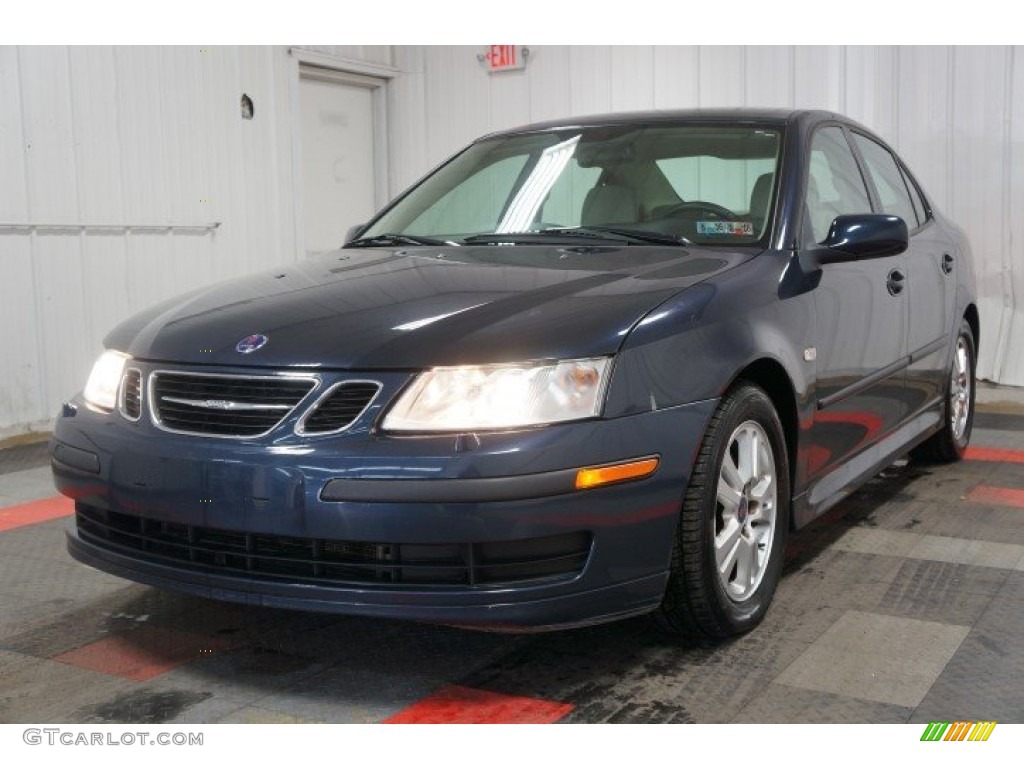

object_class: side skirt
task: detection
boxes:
[791,407,942,529]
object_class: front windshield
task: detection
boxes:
[361,124,781,247]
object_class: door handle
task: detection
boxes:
[942,253,955,275]
[887,268,905,296]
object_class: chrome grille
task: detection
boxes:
[120,369,142,421]
[298,381,381,435]
[150,371,316,437]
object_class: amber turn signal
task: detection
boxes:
[575,457,660,490]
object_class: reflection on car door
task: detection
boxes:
[851,131,954,415]
[803,126,909,479]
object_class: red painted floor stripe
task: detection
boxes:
[965,446,1024,464]
[0,496,73,533]
[966,484,1024,508]
[53,625,235,682]
[383,684,574,724]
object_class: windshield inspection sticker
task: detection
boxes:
[697,221,754,236]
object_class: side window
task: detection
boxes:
[806,127,873,243]
[851,133,919,228]
[900,165,930,227]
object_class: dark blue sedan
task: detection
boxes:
[51,109,978,639]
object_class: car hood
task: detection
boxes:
[107,245,757,369]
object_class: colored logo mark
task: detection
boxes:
[920,721,997,741]
[235,334,269,354]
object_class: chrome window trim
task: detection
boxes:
[118,368,143,423]
[294,379,384,437]
[148,369,321,439]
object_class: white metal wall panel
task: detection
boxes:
[68,47,132,374]
[894,47,951,210]
[844,47,898,141]
[1002,47,1024,385]
[18,47,93,419]
[387,47,428,193]
[569,46,612,116]
[950,47,1010,383]
[0,44,386,438]
[652,47,698,109]
[611,46,654,112]
[745,46,793,108]
[488,63,530,136]
[2,44,1024,438]
[699,46,744,107]
[0,47,45,431]
[423,47,491,170]
[527,47,571,125]
[794,47,844,111]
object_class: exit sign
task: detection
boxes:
[481,45,528,72]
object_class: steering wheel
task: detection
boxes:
[655,201,736,220]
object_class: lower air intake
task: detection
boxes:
[76,505,591,588]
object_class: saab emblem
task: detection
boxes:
[236,334,269,354]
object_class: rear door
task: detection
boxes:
[802,125,909,479]
[850,131,953,415]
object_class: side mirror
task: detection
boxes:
[819,214,908,263]
[344,223,366,244]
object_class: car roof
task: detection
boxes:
[483,108,849,139]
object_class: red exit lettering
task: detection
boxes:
[484,45,526,72]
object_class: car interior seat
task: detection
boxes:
[749,172,774,232]
[581,182,640,226]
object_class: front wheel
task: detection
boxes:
[655,383,790,640]
[911,319,976,463]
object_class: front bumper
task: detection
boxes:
[52,378,716,630]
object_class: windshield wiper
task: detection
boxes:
[461,230,628,245]
[461,227,691,247]
[346,233,453,248]
[544,226,692,246]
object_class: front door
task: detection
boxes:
[850,130,953,415]
[802,125,909,479]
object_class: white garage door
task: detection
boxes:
[299,67,382,259]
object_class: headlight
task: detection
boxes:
[83,350,130,411]
[382,357,612,432]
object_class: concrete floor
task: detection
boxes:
[1,393,1023,724]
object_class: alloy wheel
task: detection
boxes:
[714,420,778,602]
[950,336,971,441]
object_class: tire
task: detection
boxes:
[911,319,976,464]
[655,382,790,640]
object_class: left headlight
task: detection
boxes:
[382,357,612,432]
[83,350,130,411]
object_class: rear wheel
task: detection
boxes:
[655,383,790,640]
[911,320,976,463]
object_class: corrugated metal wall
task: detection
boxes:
[1,45,1021,438]
[0,45,390,438]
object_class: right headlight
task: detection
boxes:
[83,350,130,411]
[381,357,612,432]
